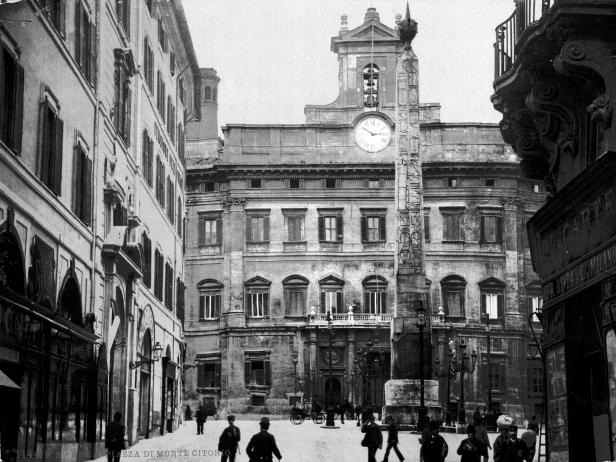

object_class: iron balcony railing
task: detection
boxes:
[308,312,392,326]
[494,0,556,79]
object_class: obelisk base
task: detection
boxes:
[382,379,442,427]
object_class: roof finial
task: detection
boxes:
[405,2,411,20]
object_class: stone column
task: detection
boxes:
[222,197,246,328]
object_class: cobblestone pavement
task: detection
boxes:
[94,418,500,462]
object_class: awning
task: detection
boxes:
[0,369,20,389]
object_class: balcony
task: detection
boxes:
[308,312,392,327]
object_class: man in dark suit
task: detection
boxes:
[246,417,282,462]
[361,413,383,462]
[105,412,125,462]
[195,405,206,435]
[218,415,241,462]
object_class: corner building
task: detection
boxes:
[184,9,546,424]
[0,1,199,460]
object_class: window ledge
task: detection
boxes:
[246,385,270,391]
[441,240,465,244]
[196,387,221,394]
[198,318,219,322]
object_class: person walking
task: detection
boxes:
[473,417,491,462]
[381,416,404,462]
[493,424,510,462]
[520,425,537,462]
[246,417,282,462]
[420,420,448,462]
[218,415,241,462]
[195,405,206,435]
[457,424,484,462]
[105,412,125,462]
[360,413,383,462]
[504,426,529,462]
[184,404,193,421]
[527,416,539,434]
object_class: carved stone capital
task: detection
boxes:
[587,94,613,129]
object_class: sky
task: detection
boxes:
[183,0,514,127]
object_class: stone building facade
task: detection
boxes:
[0,1,199,460]
[183,9,546,424]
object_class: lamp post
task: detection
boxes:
[325,311,336,427]
[293,350,299,398]
[435,340,457,426]
[416,302,427,429]
[457,339,477,426]
[481,312,493,427]
[129,341,163,369]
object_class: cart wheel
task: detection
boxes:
[291,414,304,425]
[313,413,325,425]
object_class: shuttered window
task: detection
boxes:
[74,1,96,86]
[318,215,343,242]
[114,57,132,146]
[155,156,165,207]
[142,129,154,187]
[164,263,173,310]
[166,176,174,223]
[42,0,66,36]
[441,275,466,318]
[143,39,154,92]
[72,143,92,225]
[115,0,130,36]
[39,99,64,195]
[197,362,221,388]
[142,233,152,289]
[479,278,505,319]
[0,46,24,154]
[199,294,221,319]
[246,215,270,243]
[198,215,222,246]
[360,212,386,242]
[244,357,271,387]
[441,209,465,242]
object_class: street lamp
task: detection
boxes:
[481,312,493,428]
[293,350,299,397]
[416,302,427,429]
[457,339,477,426]
[325,311,336,427]
[129,341,163,369]
[435,341,457,426]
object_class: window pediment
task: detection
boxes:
[282,275,309,286]
[441,275,466,286]
[245,276,271,287]
[362,275,388,288]
[197,279,223,291]
[478,277,505,289]
[319,275,345,287]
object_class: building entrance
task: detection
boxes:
[324,377,342,406]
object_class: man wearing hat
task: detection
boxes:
[419,420,448,462]
[246,417,282,462]
[218,415,241,462]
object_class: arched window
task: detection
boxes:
[363,276,388,314]
[197,279,223,320]
[363,63,379,108]
[0,227,25,295]
[440,275,466,318]
[319,275,345,314]
[479,277,505,320]
[204,86,211,101]
[283,275,308,317]
[58,273,83,326]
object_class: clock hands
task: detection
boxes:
[362,127,388,137]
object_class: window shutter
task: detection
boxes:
[244,360,251,385]
[318,216,324,241]
[336,291,342,313]
[59,0,66,36]
[148,138,154,185]
[360,216,367,242]
[381,292,387,313]
[424,214,430,242]
[216,217,222,245]
[480,216,485,243]
[379,216,386,241]
[496,216,503,243]
[320,292,325,312]
[125,85,132,146]
[198,296,204,319]
[497,293,504,318]
[379,179,384,188]
[84,155,92,225]
[197,364,205,388]
[336,216,343,242]
[75,2,82,65]
[142,130,148,173]
[90,22,97,87]
[72,147,82,217]
[197,217,205,246]
[363,179,369,188]
[263,292,269,316]
[264,360,271,386]
[263,216,270,241]
[246,290,252,315]
[53,116,64,195]
[364,292,370,314]
[480,293,486,317]
[214,294,220,318]
[245,217,252,242]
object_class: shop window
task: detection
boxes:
[441,208,465,242]
[363,275,387,314]
[319,275,344,314]
[479,278,505,320]
[480,214,503,243]
[361,210,386,242]
[245,277,270,318]
[198,213,222,246]
[283,275,308,317]
[441,275,466,318]
[363,63,379,108]
[246,213,270,243]
[0,44,24,154]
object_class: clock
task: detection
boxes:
[354,116,392,153]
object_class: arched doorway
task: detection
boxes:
[138,330,151,438]
[108,287,127,421]
[324,377,342,406]
[160,346,175,435]
[0,228,26,294]
[58,275,83,326]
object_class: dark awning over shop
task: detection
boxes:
[0,368,20,389]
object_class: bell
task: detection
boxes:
[366,78,376,87]
[365,94,378,107]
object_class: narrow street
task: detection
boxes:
[94,419,490,462]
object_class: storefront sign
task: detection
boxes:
[546,345,568,461]
[543,304,565,345]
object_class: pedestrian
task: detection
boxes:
[527,416,539,434]
[519,425,536,462]
[195,405,205,435]
[381,415,404,462]
[473,408,482,425]
[457,424,483,462]
[355,403,362,421]
[184,404,193,421]
[420,420,448,462]
[504,425,529,462]
[473,417,491,462]
[338,402,345,424]
[218,415,241,462]
[246,417,282,462]
[105,412,125,462]
[419,416,431,445]
[360,413,383,462]
[493,425,510,462]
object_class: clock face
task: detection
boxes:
[355,117,392,152]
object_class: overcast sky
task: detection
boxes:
[183,0,514,127]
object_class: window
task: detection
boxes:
[204,86,211,101]
[318,212,343,242]
[441,208,464,242]
[441,275,466,317]
[197,279,223,320]
[176,278,185,325]
[39,97,64,195]
[489,366,502,392]
[250,179,261,189]
[365,179,383,189]
[155,156,165,207]
[213,87,218,102]
[362,63,379,108]
[479,278,505,319]
[167,96,175,143]
[157,17,167,52]
[319,276,344,314]
[113,50,133,145]
[72,143,92,225]
[170,51,176,76]
[480,214,503,243]
[115,0,129,35]
[0,46,24,154]
[176,197,183,236]
[112,203,127,226]
[166,176,174,222]
[142,129,154,186]
[244,355,271,387]
[246,214,270,243]
[531,184,540,193]
[164,262,173,310]
[143,39,154,92]
[156,71,166,122]
[284,213,305,242]
[325,178,337,189]
[447,178,458,187]
[42,0,66,35]
[530,296,543,314]
[361,211,386,242]
[283,275,308,316]
[289,179,300,189]
[153,249,163,300]
[197,361,221,388]
[75,2,96,85]
[424,211,430,243]
[177,124,185,162]
[363,276,387,314]
[178,77,185,105]
[142,233,151,289]
[529,367,543,394]
[245,277,270,318]
[198,214,221,246]
[485,179,495,187]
